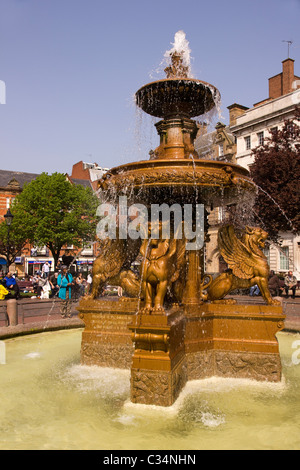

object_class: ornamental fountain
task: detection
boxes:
[78,32,285,407]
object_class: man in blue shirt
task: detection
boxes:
[3,272,20,299]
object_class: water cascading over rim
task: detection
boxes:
[97,40,255,204]
[135,50,219,160]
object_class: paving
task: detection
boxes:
[0,294,299,340]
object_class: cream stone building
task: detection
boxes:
[195,58,300,279]
[230,59,300,280]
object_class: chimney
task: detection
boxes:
[282,58,295,95]
[227,103,249,127]
[269,58,296,99]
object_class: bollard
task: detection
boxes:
[6,299,18,326]
[0,341,6,364]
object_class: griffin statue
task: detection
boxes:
[204,225,281,306]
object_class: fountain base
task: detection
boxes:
[129,308,187,407]
[78,298,138,369]
[185,303,285,383]
[78,298,285,406]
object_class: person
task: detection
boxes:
[49,271,59,297]
[41,279,51,299]
[35,274,47,298]
[284,271,297,299]
[86,272,92,294]
[3,272,20,299]
[0,284,8,300]
[75,273,85,298]
[268,271,282,297]
[57,266,73,317]
[250,284,260,296]
[42,261,50,278]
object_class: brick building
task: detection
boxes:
[0,170,39,274]
[70,161,109,191]
[0,170,39,218]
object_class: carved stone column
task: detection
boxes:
[182,249,202,307]
[129,308,187,407]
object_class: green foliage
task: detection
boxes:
[11,172,99,266]
[0,214,28,267]
[250,107,300,240]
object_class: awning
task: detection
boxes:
[27,260,53,264]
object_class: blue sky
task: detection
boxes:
[0,0,300,175]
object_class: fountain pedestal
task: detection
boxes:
[184,303,286,382]
[129,308,187,407]
[78,297,285,406]
[78,298,138,369]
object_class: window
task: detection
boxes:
[244,136,251,150]
[263,247,270,265]
[218,144,224,157]
[280,246,289,270]
[6,197,10,209]
[257,131,264,146]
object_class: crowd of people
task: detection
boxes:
[0,263,93,301]
[250,270,298,299]
[0,263,298,312]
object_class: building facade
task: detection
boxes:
[229,58,300,279]
[194,59,300,279]
[230,58,300,169]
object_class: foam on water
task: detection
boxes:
[24,352,42,359]
[63,364,130,396]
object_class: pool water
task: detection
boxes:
[0,329,299,450]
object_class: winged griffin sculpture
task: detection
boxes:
[204,225,281,306]
[87,234,141,299]
[88,222,187,313]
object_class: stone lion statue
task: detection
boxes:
[204,225,281,306]
[139,222,187,314]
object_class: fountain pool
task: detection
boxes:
[0,328,299,450]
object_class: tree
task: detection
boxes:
[12,172,99,268]
[0,215,28,270]
[250,107,300,241]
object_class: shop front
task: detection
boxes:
[26,258,54,276]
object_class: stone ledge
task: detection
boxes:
[0,317,84,339]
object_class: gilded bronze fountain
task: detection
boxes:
[78,34,285,407]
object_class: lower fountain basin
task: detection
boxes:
[0,328,299,450]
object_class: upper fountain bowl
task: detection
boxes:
[135,78,219,119]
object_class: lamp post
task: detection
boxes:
[4,208,14,272]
